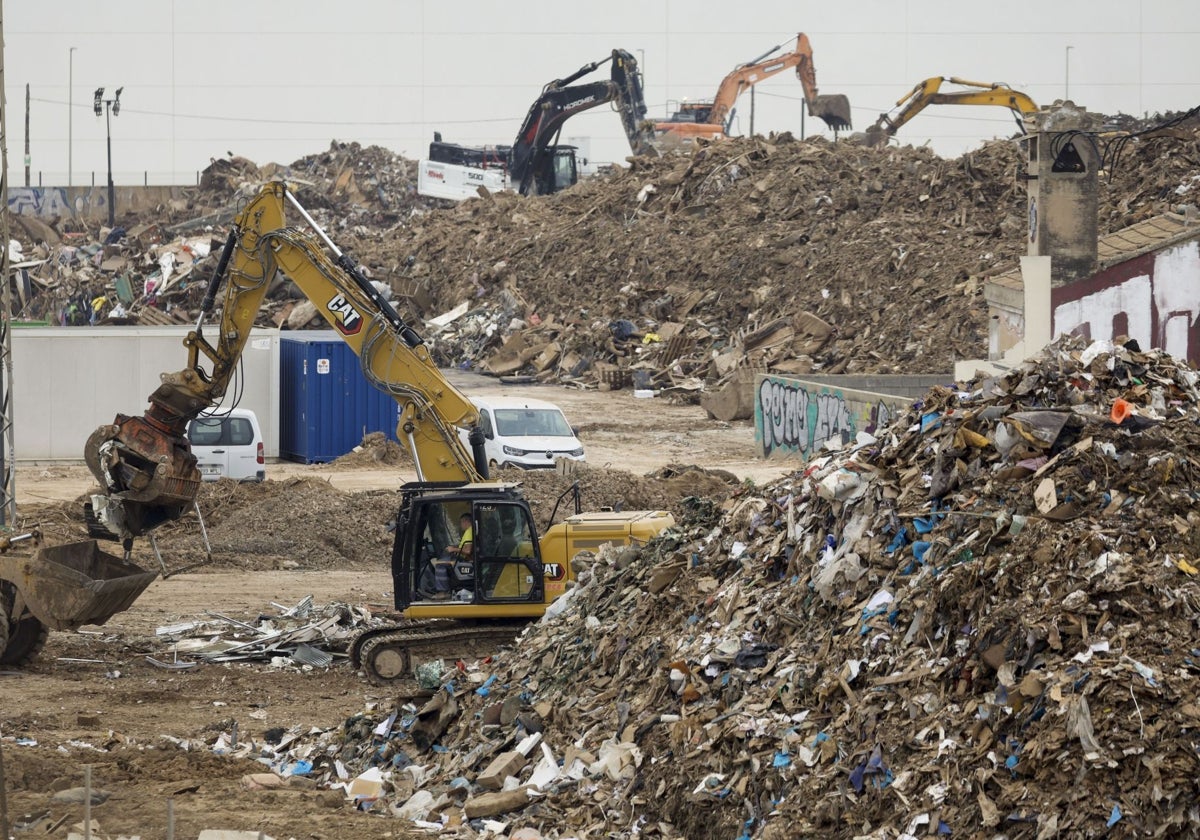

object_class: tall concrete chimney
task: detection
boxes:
[1023,102,1103,286]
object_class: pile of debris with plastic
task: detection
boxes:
[7,141,443,329]
[167,335,1200,837]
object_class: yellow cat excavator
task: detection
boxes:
[655,32,852,142]
[84,181,674,684]
[865,76,1039,147]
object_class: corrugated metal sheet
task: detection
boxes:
[279,330,400,463]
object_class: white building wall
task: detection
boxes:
[12,327,281,462]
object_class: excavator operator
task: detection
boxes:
[447,512,474,562]
[422,507,475,599]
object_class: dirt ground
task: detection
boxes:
[0,377,791,840]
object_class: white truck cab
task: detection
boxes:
[417,159,510,201]
[186,407,265,482]
[460,396,586,471]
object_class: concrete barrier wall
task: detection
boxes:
[787,374,951,403]
[12,326,280,461]
[754,373,919,461]
[6,186,189,222]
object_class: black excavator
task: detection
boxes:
[424,49,655,198]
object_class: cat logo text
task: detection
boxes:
[326,294,363,336]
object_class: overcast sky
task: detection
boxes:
[6,0,1200,187]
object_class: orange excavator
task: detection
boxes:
[864,77,1039,147]
[655,33,852,142]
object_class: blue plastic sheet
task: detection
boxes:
[849,745,891,793]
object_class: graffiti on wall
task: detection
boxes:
[6,187,108,219]
[756,375,900,459]
[1052,240,1200,363]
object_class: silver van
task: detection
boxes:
[186,407,265,482]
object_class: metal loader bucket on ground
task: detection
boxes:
[14,541,157,631]
[811,94,853,131]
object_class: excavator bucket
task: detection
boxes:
[810,94,853,131]
[863,124,889,148]
[3,541,158,631]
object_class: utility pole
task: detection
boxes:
[95,86,122,227]
[23,83,28,186]
[1065,45,1074,100]
[69,47,76,190]
[0,4,19,526]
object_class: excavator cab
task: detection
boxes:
[392,484,546,615]
[665,102,716,125]
[525,145,579,196]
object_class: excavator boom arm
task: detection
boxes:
[85,182,485,539]
[705,34,809,129]
[867,76,1039,144]
[509,79,619,192]
[609,49,656,156]
[510,49,654,194]
[660,32,851,136]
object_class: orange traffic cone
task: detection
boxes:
[1110,398,1136,424]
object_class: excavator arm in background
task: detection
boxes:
[510,49,655,196]
[85,182,486,540]
[656,32,852,142]
[865,77,1040,146]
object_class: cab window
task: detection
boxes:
[475,503,541,603]
[553,154,576,192]
[494,408,571,437]
[227,417,255,446]
[188,417,223,446]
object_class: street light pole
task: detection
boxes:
[95,86,122,227]
[68,47,76,190]
[1065,45,1074,100]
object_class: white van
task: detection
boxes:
[460,396,586,472]
[186,407,266,482]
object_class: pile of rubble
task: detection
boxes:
[330,431,411,468]
[169,335,1200,837]
[11,115,1198,401]
[379,115,1200,393]
[106,477,402,572]
[37,466,739,574]
[8,141,445,330]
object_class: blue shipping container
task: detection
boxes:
[279,330,400,463]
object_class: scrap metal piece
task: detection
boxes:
[145,656,198,671]
[292,643,333,668]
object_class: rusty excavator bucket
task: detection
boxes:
[5,541,158,631]
[0,532,157,638]
[84,411,202,541]
[810,94,853,132]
